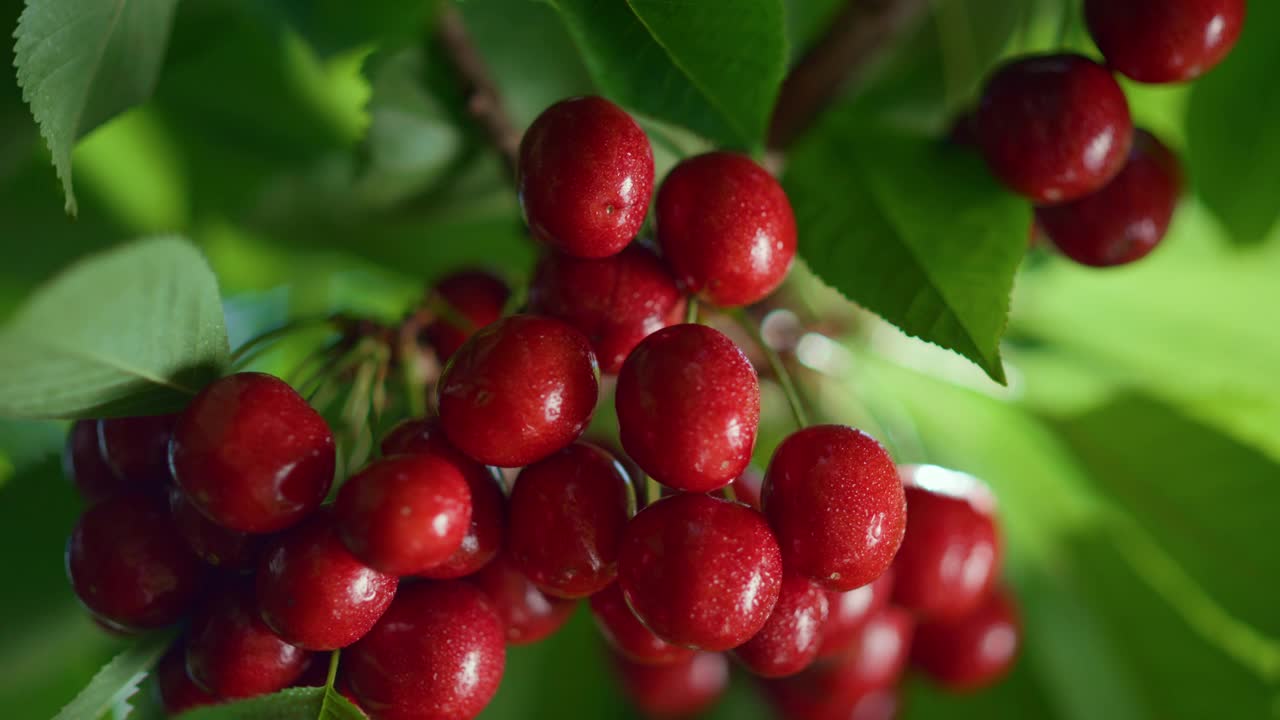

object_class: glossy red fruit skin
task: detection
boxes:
[733,573,830,678]
[817,569,894,661]
[347,582,506,720]
[763,426,905,592]
[171,372,335,533]
[616,324,759,492]
[97,414,176,487]
[528,245,686,374]
[912,585,1021,692]
[468,550,578,645]
[423,270,510,361]
[66,493,204,630]
[1036,129,1182,267]
[168,486,262,571]
[438,315,599,468]
[335,454,473,576]
[614,652,729,719]
[618,493,783,651]
[155,643,220,714]
[761,680,900,720]
[656,152,797,307]
[1085,0,1245,84]
[187,583,311,698]
[732,467,765,510]
[508,443,635,598]
[64,420,123,503]
[976,54,1133,204]
[518,96,654,259]
[590,582,696,666]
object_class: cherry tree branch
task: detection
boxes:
[435,6,521,178]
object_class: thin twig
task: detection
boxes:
[730,309,810,429]
[435,6,521,178]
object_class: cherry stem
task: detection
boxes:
[730,308,810,429]
[436,5,521,178]
[1055,0,1079,47]
[229,315,336,366]
[325,649,341,691]
[685,296,700,324]
[646,476,662,507]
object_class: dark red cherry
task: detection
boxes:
[63,420,123,503]
[468,550,577,645]
[616,324,759,493]
[155,642,220,714]
[656,152,797,307]
[976,54,1132,203]
[256,512,398,650]
[1037,129,1182,267]
[423,270,510,361]
[912,585,1021,692]
[171,372,335,533]
[528,245,686,374]
[66,492,204,630]
[187,583,311,698]
[518,96,654,259]
[97,414,175,487]
[590,582,696,666]
[618,493,782,651]
[761,679,900,720]
[438,315,599,468]
[733,573,830,678]
[168,486,263,571]
[817,569,894,661]
[347,582,506,720]
[1086,0,1245,83]
[508,442,635,598]
[732,467,764,510]
[614,652,729,719]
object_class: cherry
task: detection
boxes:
[656,152,797,307]
[518,96,654,259]
[528,244,686,374]
[186,582,311,698]
[155,642,220,714]
[911,585,1021,692]
[1085,0,1245,84]
[256,512,398,650]
[763,425,905,592]
[168,486,263,571]
[817,568,894,661]
[423,270,510,361]
[66,492,204,630]
[616,324,759,493]
[438,314,599,468]
[761,680,900,720]
[63,420,122,503]
[97,414,175,486]
[335,454,472,576]
[613,652,729,720]
[468,549,578,645]
[618,493,782,651]
[346,582,506,720]
[733,572,830,678]
[589,582,696,666]
[1036,129,1182,267]
[508,442,635,598]
[171,372,335,533]
[976,54,1133,204]
[731,467,764,510]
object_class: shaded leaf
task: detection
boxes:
[176,686,367,719]
[265,0,431,56]
[52,630,172,720]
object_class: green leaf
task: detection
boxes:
[265,0,432,56]
[785,115,1030,383]
[546,0,787,150]
[0,236,230,419]
[176,686,368,720]
[52,630,172,720]
[13,0,179,215]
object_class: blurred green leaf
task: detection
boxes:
[782,0,842,63]
[176,686,367,719]
[265,0,432,57]
[52,630,171,720]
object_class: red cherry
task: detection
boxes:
[528,245,685,374]
[187,583,312,698]
[733,573,830,678]
[423,270,510,361]
[817,569,894,661]
[508,442,635,598]
[616,324,759,493]
[335,454,472,576]
[911,585,1021,692]
[613,652,729,719]
[256,512,398,650]
[155,642,220,714]
[1036,129,1182,267]
[656,152,797,307]
[761,680,900,720]
[66,492,204,630]
[63,420,123,503]
[518,96,654,259]
[763,425,905,591]
[168,486,263,571]
[618,493,782,651]
[589,583,696,666]
[1085,0,1245,84]
[976,54,1133,203]
[97,414,175,487]
[347,582,506,720]
[171,372,335,533]
[731,467,764,510]
[438,315,599,468]
[468,550,578,645]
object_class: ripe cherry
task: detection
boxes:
[761,680,900,720]
[66,492,204,630]
[186,582,311,698]
[97,414,175,486]
[423,270,510,361]
[976,54,1133,204]
[168,486,263,571]
[763,425,905,592]
[468,550,578,645]
[613,652,729,719]
[171,372,335,533]
[346,582,506,720]
[817,569,894,661]
[528,244,685,374]
[1036,129,1182,267]
[589,582,695,666]
[733,573,830,678]
[732,467,764,510]
[618,493,782,651]
[508,442,635,598]
[912,585,1021,691]
[155,642,220,714]
[656,152,797,307]
[616,324,759,493]
[438,315,599,468]
[1085,0,1246,84]
[63,420,123,503]
[518,96,654,259]
[256,512,398,650]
